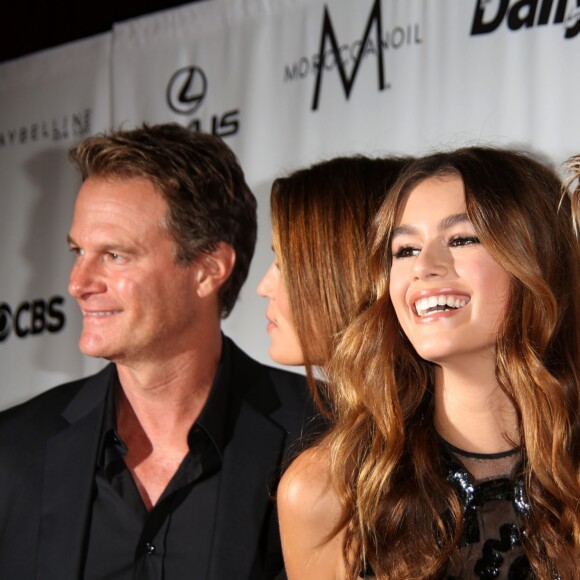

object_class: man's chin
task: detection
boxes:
[79,338,114,360]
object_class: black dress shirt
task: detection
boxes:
[83,346,231,580]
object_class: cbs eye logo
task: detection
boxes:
[0,296,66,342]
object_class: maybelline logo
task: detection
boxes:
[0,296,66,343]
[0,109,92,149]
[284,0,423,111]
[471,0,580,38]
[166,66,240,138]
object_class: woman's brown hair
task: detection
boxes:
[270,155,412,415]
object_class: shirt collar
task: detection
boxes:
[97,335,232,465]
[193,333,232,457]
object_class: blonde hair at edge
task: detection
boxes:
[312,147,580,578]
[565,153,580,234]
[270,154,412,416]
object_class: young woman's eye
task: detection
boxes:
[449,235,480,247]
[392,245,420,259]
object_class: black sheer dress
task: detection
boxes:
[361,437,532,579]
[441,437,530,579]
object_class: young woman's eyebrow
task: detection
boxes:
[391,213,470,240]
[439,212,470,230]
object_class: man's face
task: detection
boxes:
[67,176,203,366]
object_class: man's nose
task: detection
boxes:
[68,257,106,298]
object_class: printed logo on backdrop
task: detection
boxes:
[166,66,240,138]
[284,0,423,111]
[0,110,92,150]
[471,0,580,39]
[0,296,66,343]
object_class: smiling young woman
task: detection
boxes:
[388,174,513,377]
[278,146,580,579]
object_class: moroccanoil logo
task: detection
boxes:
[283,0,423,111]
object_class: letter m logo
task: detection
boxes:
[312,0,387,111]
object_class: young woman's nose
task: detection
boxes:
[412,242,451,280]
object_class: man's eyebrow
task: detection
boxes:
[391,213,470,239]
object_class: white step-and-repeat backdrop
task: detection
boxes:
[1,0,578,410]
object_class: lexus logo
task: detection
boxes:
[166,66,208,115]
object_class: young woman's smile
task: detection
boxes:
[389,175,511,367]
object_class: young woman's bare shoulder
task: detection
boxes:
[278,443,342,538]
[278,444,347,578]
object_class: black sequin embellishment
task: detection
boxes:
[474,523,523,578]
[441,445,530,545]
[440,441,533,578]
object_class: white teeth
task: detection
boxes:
[414,295,468,317]
[85,311,119,317]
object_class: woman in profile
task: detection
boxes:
[278,147,580,579]
[257,154,412,416]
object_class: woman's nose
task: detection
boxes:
[412,242,450,280]
[257,261,277,298]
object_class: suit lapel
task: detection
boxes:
[36,366,113,580]
[208,399,286,580]
[208,339,288,580]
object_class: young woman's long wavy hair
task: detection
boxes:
[326,146,580,578]
[270,155,412,416]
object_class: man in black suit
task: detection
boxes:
[0,123,317,579]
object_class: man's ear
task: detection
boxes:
[195,242,236,298]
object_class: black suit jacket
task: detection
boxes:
[0,337,318,579]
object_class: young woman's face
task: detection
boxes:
[256,252,304,366]
[388,175,511,368]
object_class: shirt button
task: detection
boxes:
[144,542,156,555]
